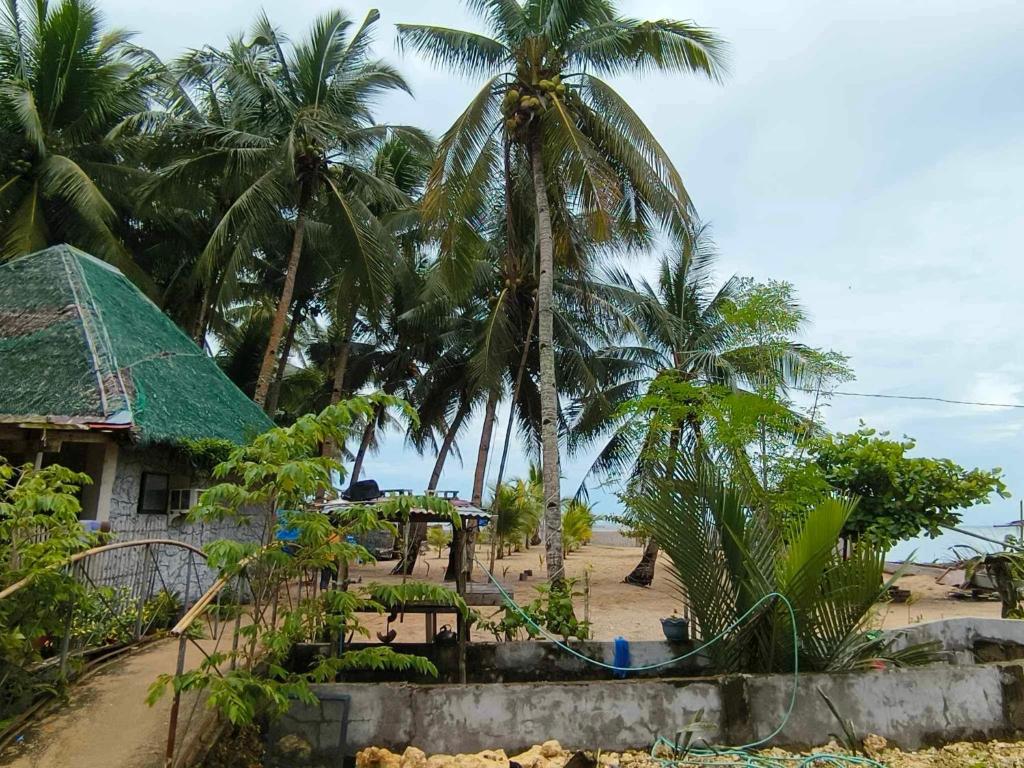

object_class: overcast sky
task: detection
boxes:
[104,0,1024,525]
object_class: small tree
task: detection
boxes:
[426,526,451,559]
[148,395,466,727]
[0,459,95,717]
[808,425,1008,546]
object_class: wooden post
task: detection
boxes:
[165,633,189,768]
[455,525,467,684]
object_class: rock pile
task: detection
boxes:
[354,737,1024,768]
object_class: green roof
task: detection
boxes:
[0,245,273,445]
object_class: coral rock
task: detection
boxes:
[274,734,313,763]
[540,742,562,758]
[862,734,888,758]
[402,747,428,768]
[357,747,402,768]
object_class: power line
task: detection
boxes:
[794,387,1024,410]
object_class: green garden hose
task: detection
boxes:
[473,559,888,768]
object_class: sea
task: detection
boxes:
[591,520,1022,564]
[886,525,1023,564]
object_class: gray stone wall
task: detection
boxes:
[106,444,265,598]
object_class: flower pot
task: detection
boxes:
[660,616,689,643]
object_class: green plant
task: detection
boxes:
[426,526,452,559]
[478,578,590,642]
[0,459,94,668]
[562,500,595,553]
[69,587,138,647]
[148,396,466,727]
[808,425,1008,545]
[819,689,863,756]
[634,451,937,673]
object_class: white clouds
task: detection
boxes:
[99,0,1024,514]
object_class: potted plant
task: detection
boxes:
[660,612,689,643]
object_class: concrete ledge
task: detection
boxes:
[274,661,1024,757]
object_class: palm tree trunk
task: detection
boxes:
[319,306,358,472]
[494,296,538,490]
[529,134,564,585]
[625,423,684,587]
[472,389,499,506]
[625,537,660,587]
[393,399,469,575]
[254,211,307,408]
[348,405,379,489]
[266,302,303,417]
[446,390,498,581]
[193,282,210,344]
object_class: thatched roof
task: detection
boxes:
[0,245,273,445]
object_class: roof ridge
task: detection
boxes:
[59,249,133,421]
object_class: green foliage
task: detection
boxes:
[178,438,236,476]
[489,476,542,558]
[0,458,94,670]
[149,396,458,727]
[190,393,417,524]
[807,425,1009,545]
[635,451,936,673]
[562,499,595,553]
[426,525,452,558]
[477,579,590,642]
[0,0,160,264]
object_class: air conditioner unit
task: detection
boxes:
[169,488,203,519]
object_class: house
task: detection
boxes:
[0,245,274,586]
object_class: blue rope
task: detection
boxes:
[473,559,888,768]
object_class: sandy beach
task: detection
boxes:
[347,542,1003,642]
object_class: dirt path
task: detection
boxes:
[0,639,211,768]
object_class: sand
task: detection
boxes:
[347,543,1003,642]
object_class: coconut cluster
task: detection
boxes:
[502,75,568,136]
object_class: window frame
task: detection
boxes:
[138,471,171,515]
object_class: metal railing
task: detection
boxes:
[0,539,210,743]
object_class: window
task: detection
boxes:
[138,472,170,514]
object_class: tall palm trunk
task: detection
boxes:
[446,389,498,581]
[529,134,564,584]
[254,210,307,408]
[626,419,687,586]
[320,307,357,468]
[393,399,469,575]
[348,404,379,489]
[266,303,303,417]
[494,297,538,490]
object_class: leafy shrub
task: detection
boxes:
[477,578,590,641]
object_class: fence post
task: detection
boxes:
[58,599,73,679]
[164,633,189,768]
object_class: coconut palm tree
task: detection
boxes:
[0,0,161,269]
[571,223,813,585]
[398,0,727,582]
[155,9,428,409]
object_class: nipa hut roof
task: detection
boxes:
[0,245,273,445]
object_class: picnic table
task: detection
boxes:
[362,581,514,642]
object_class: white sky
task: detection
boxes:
[105,0,1024,524]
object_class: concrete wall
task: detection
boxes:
[886,617,1024,663]
[273,661,1024,757]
